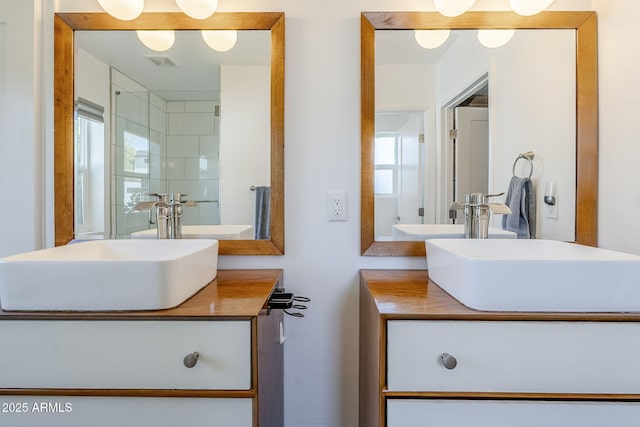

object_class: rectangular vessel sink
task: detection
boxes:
[0,239,218,311]
[393,224,516,240]
[426,239,640,312]
[131,225,254,240]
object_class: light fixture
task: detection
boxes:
[509,0,555,16]
[477,29,516,48]
[414,29,451,49]
[201,30,238,52]
[97,0,144,21]
[136,30,176,52]
[175,0,218,20]
[433,0,476,17]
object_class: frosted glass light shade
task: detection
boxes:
[477,29,516,48]
[414,30,451,49]
[202,30,238,52]
[175,0,218,20]
[137,30,175,52]
[97,0,144,21]
[434,0,476,17]
[509,0,554,16]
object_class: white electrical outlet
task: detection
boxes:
[544,204,558,219]
[327,191,347,221]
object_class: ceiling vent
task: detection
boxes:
[146,56,178,67]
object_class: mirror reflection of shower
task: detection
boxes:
[110,69,221,239]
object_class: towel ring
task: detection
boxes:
[512,151,534,179]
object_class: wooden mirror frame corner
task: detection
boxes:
[54,12,285,255]
[361,11,597,256]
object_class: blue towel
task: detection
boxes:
[502,176,536,239]
[254,186,271,240]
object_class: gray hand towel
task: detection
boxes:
[502,176,536,239]
[254,186,271,240]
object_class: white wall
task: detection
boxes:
[220,65,270,227]
[593,0,640,254]
[376,64,435,110]
[0,0,614,426]
[0,0,43,257]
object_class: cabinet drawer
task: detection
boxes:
[0,320,251,390]
[387,320,640,393]
[387,399,640,427]
[0,396,252,427]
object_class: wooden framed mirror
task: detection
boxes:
[54,12,284,255]
[361,11,597,256]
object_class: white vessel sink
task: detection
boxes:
[392,224,516,240]
[0,239,218,311]
[131,225,254,240]
[426,239,640,312]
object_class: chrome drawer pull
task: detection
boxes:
[183,352,199,368]
[440,353,457,370]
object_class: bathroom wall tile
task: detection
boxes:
[161,158,167,179]
[114,209,145,234]
[196,179,219,201]
[199,135,219,157]
[150,104,166,133]
[197,201,220,225]
[183,158,218,181]
[113,145,124,175]
[185,101,216,113]
[149,92,166,111]
[166,136,200,158]
[184,158,200,181]
[167,181,190,198]
[166,158,185,180]
[114,176,148,213]
[182,207,199,225]
[115,117,126,147]
[149,179,166,194]
[159,133,167,158]
[150,132,167,159]
[115,92,141,123]
[168,112,215,136]
[138,97,149,128]
[187,157,219,180]
[168,180,199,200]
[126,121,149,141]
[166,101,185,113]
[149,130,162,157]
[149,154,162,180]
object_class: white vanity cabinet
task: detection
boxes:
[0,270,284,427]
[360,270,640,427]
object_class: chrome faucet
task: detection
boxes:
[450,193,511,239]
[133,193,192,239]
[169,193,185,240]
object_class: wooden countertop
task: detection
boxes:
[361,269,640,321]
[0,269,282,320]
